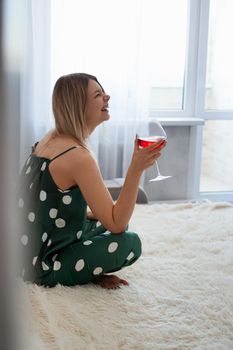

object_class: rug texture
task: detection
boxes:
[18,201,233,350]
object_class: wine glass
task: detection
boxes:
[136,120,172,182]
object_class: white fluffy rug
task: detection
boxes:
[18,201,233,350]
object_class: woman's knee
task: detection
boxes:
[124,231,142,258]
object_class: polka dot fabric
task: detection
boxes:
[16,145,142,287]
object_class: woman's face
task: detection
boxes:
[85,79,110,134]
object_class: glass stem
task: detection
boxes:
[155,161,161,176]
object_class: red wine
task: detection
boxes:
[138,136,166,148]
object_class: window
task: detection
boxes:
[50,0,233,199]
[141,0,188,110]
[200,120,233,192]
[199,0,233,195]
[205,0,233,110]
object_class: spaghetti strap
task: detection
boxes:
[31,141,39,153]
[50,146,80,162]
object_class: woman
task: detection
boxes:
[17,73,166,289]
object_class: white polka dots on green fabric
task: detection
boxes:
[32,256,38,266]
[17,150,142,287]
[25,166,31,175]
[28,212,35,222]
[39,190,47,201]
[58,188,71,194]
[62,195,72,205]
[41,162,46,171]
[83,240,93,246]
[49,208,58,219]
[42,232,48,242]
[21,235,28,246]
[53,261,61,271]
[75,259,85,272]
[55,218,66,228]
[102,231,111,236]
[52,254,58,262]
[108,242,118,253]
[76,230,82,239]
[42,261,49,271]
[93,267,103,275]
[126,252,135,261]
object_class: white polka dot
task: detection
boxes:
[49,208,58,219]
[126,252,135,261]
[55,218,66,228]
[47,239,52,246]
[25,166,31,174]
[53,261,61,271]
[18,198,24,208]
[75,259,85,272]
[39,190,47,201]
[29,183,33,190]
[83,240,93,246]
[21,235,28,246]
[93,267,103,275]
[108,242,118,253]
[32,256,38,266]
[58,188,70,193]
[42,261,49,271]
[77,230,82,239]
[62,195,72,205]
[52,254,58,262]
[42,232,48,242]
[102,230,111,236]
[41,162,46,171]
[28,212,35,222]
[96,221,102,227]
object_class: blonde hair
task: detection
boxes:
[52,73,103,150]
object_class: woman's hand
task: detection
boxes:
[130,136,167,174]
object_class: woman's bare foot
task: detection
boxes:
[92,274,129,289]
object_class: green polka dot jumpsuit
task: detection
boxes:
[16,145,142,287]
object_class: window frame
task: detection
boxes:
[151,0,233,202]
[195,0,233,202]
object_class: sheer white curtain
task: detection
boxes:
[20,0,52,166]
[51,0,150,179]
[21,0,151,179]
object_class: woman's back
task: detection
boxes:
[16,138,88,285]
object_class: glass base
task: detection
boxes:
[149,175,172,182]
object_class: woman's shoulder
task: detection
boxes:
[46,135,97,169]
[66,145,96,166]
[34,130,89,160]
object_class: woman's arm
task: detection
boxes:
[70,138,166,234]
[111,138,166,231]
